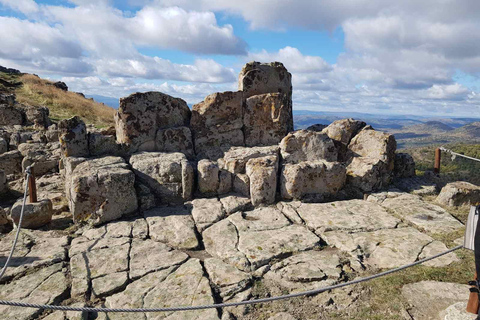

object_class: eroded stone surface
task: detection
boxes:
[437,181,480,207]
[204,258,252,299]
[238,61,292,99]
[323,227,434,269]
[418,240,459,267]
[191,197,225,232]
[219,194,252,215]
[265,250,342,292]
[402,281,470,320]
[280,130,337,163]
[145,206,199,250]
[381,194,463,234]
[295,200,400,235]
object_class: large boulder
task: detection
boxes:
[0,105,25,126]
[322,118,366,161]
[281,161,346,201]
[58,116,89,157]
[0,150,22,176]
[191,91,244,159]
[18,142,61,176]
[280,130,337,164]
[129,152,194,204]
[115,92,191,152]
[238,61,292,99]
[394,153,416,178]
[10,199,53,229]
[155,126,194,159]
[244,93,293,147]
[436,181,480,207]
[223,146,279,174]
[197,159,220,195]
[66,157,138,224]
[348,129,396,170]
[346,157,390,193]
[88,133,126,157]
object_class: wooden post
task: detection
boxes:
[28,167,37,203]
[434,148,441,174]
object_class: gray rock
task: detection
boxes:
[267,313,298,320]
[0,230,68,280]
[280,130,337,163]
[58,116,89,157]
[265,250,342,293]
[402,281,470,320]
[348,129,396,170]
[280,160,346,201]
[88,133,126,157]
[66,156,138,225]
[204,258,252,298]
[0,150,22,176]
[346,157,390,193]
[198,159,220,195]
[0,137,7,154]
[306,124,327,132]
[10,199,53,229]
[441,302,477,320]
[130,239,188,279]
[191,91,244,159]
[322,118,366,161]
[0,263,68,320]
[219,194,252,215]
[18,142,61,176]
[115,91,191,152]
[323,227,434,269]
[233,173,250,197]
[23,105,50,129]
[381,194,463,234]
[294,199,400,235]
[0,170,6,195]
[394,153,416,178]
[156,126,194,159]
[135,181,156,211]
[246,155,279,206]
[223,146,279,174]
[244,93,293,147]
[238,61,292,99]
[394,176,438,196]
[130,152,194,204]
[218,169,233,195]
[191,197,225,232]
[418,240,459,267]
[437,181,480,207]
[144,206,199,250]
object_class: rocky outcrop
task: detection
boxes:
[246,155,279,206]
[191,91,244,159]
[58,116,89,157]
[436,181,480,207]
[130,152,194,204]
[22,105,51,129]
[281,161,346,201]
[244,93,293,147]
[10,199,53,229]
[155,126,194,159]
[323,118,366,161]
[238,61,292,99]
[53,81,68,91]
[66,156,138,224]
[280,130,337,163]
[0,105,25,126]
[18,142,61,176]
[115,92,191,153]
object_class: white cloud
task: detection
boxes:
[0,0,39,15]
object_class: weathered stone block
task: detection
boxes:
[155,126,194,159]
[280,130,337,164]
[238,61,292,98]
[66,157,138,224]
[348,129,397,171]
[197,159,220,195]
[281,161,346,200]
[394,153,416,178]
[191,91,244,159]
[130,152,194,204]
[0,105,25,126]
[436,181,480,207]
[0,150,22,176]
[244,93,293,147]
[115,92,191,152]
[18,142,61,176]
[11,199,53,229]
[58,116,89,157]
[346,157,391,193]
[246,156,278,206]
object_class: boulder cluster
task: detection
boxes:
[44,61,414,225]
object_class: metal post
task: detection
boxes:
[28,167,37,203]
[434,148,441,174]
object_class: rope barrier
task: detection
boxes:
[0,167,31,280]
[440,147,480,163]
[0,245,463,313]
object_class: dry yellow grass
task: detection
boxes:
[15,74,115,127]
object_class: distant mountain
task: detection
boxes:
[403,121,454,134]
[86,95,120,109]
[454,122,480,138]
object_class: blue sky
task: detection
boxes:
[0,0,479,116]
